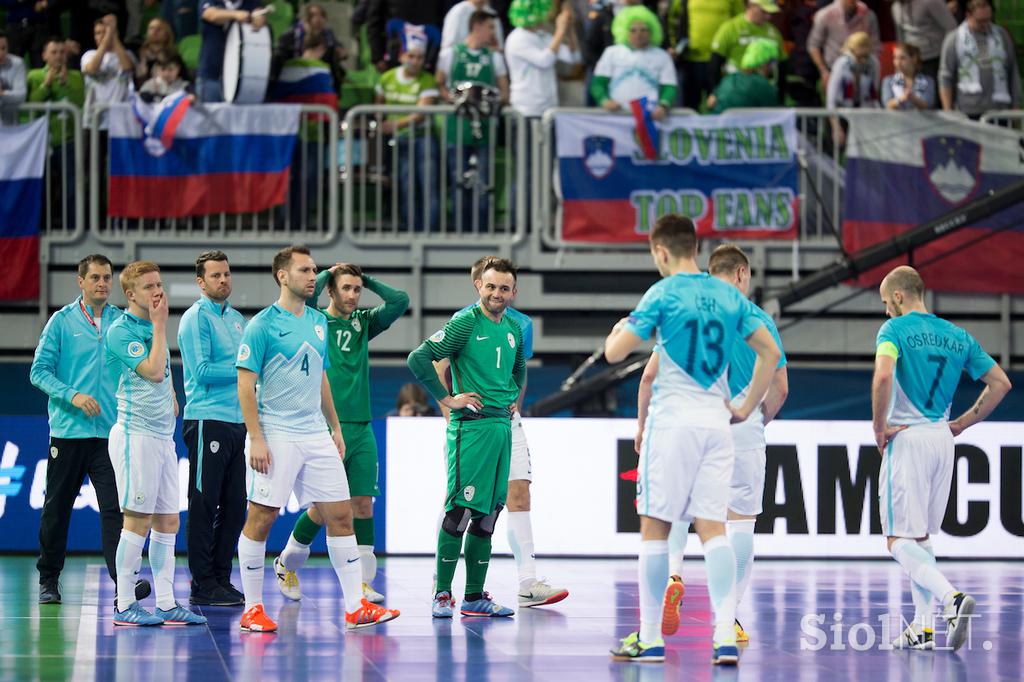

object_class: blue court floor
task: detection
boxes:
[0,555,1019,681]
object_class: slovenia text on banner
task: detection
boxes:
[107,103,301,218]
[554,110,800,243]
[843,112,1024,294]
[0,117,48,301]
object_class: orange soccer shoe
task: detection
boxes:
[345,598,400,630]
[240,604,278,632]
[661,575,686,636]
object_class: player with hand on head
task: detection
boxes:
[275,262,409,605]
[235,246,399,633]
[106,261,205,626]
[872,265,1011,652]
[604,215,780,665]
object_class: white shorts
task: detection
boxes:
[638,425,734,524]
[246,434,349,509]
[729,447,766,517]
[879,422,954,538]
[509,411,532,482]
[108,422,179,515]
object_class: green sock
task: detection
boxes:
[291,510,323,545]
[353,517,374,546]
[436,527,463,594]
[464,532,492,596]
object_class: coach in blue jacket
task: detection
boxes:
[30,254,150,605]
[178,250,248,606]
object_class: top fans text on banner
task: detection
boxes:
[554,110,799,243]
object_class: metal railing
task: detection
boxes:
[87,103,339,245]
[342,104,527,245]
[980,110,1024,128]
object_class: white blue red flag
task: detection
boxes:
[0,117,48,301]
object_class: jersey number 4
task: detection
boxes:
[300,353,309,376]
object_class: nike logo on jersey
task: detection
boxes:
[73,332,83,337]
[278,331,291,337]
[476,335,489,341]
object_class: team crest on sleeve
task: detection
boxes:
[430,329,445,343]
[351,318,361,333]
[127,341,145,358]
[237,344,251,362]
[507,332,516,348]
[315,325,325,341]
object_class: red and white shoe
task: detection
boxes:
[240,604,278,632]
[345,598,400,630]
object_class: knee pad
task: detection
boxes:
[441,507,471,537]
[467,504,503,539]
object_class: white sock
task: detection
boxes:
[891,538,955,609]
[327,534,363,613]
[148,530,177,610]
[638,540,668,644]
[507,511,537,590]
[280,536,311,572]
[115,529,146,612]
[704,534,737,645]
[358,545,377,584]
[910,539,936,629]
[238,533,266,611]
[728,520,756,608]
[667,522,688,577]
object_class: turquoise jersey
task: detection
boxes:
[236,304,331,439]
[178,296,247,423]
[626,272,764,430]
[727,302,786,450]
[455,303,534,361]
[876,312,995,425]
[30,297,124,439]
[105,312,176,439]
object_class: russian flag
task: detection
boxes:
[629,97,659,161]
[108,103,301,218]
[271,58,337,112]
[0,117,48,301]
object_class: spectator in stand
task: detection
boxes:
[67,1,130,64]
[161,0,199,40]
[708,0,785,100]
[375,34,441,231]
[82,14,136,130]
[583,0,647,105]
[506,0,577,118]
[390,383,435,416]
[591,5,676,120]
[826,31,879,146]
[197,0,266,103]
[809,0,880,90]
[273,3,344,90]
[139,51,188,97]
[2,0,51,68]
[368,0,448,71]
[939,0,1020,118]
[707,37,779,112]
[0,30,28,123]
[442,0,506,51]
[773,0,824,107]
[673,0,744,111]
[882,42,936,110]
[134,17,176,85]
[891,0,956,83]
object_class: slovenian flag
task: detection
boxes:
[629,97,659,161]
[133,90,192,156]
[107,103,301,218]
[271,58,337,110]
[0,117,48,301]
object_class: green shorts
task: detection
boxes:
[341,421,379,498]
[444,416,511,517]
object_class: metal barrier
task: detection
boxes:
[342,104,527,245]
[87,103,339,245]
[980,110,1024,128]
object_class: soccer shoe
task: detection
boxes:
[712,643,740,665]
[892,624,935,650]
[734,618,749,644]
[240,604,278,632]
[155,601,208,625]
[190,582,240,607]
[460,592,514,617]
[274,556,302,601]
[362,582,385,604]
[345,598,400,630]
[113,602,164,626]
[219,581,245,603]
[518,579,569,608]
[944,592,976,652]
[433,591,455,618]
[661,575,685,636]
[39,580,61,605]
[610,632,665,662]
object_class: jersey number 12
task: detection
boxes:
[336,330,352,352]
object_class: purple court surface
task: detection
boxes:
[1,556,1019,681]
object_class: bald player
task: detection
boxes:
[872,265,1011,651]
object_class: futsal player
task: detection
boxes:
[234,246,399,633]
[645,245,789,643]
[106,261,206,626]
[275,262,409,604]
[407,258,526,618]
[604,215,780,664]
[872,266,1011,651]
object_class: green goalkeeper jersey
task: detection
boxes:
[310,271,410,422]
